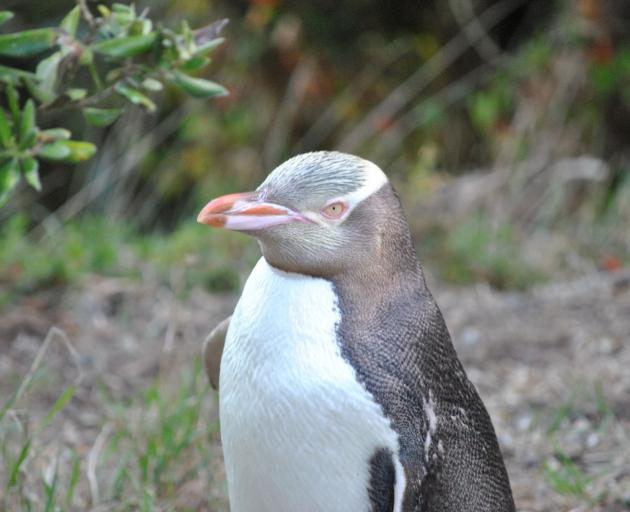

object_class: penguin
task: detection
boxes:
[197,151,515,512]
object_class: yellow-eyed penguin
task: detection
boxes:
[198,151,515,512]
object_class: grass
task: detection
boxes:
[419,214,547,290]
[544,452,592,500]
[0,328,224,511]
[0,328,81,510]
[544,382,615,436]
[98,360,220,510]
[5,191,630,300]
[536,381,627,508]
[0,214,259,307]
[1,212,628,510]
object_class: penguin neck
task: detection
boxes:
[338,186,427,303]
[259,184,430,315]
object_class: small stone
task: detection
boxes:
[586,432,599,448]
[516,414,533,431]
[461,328,480,347]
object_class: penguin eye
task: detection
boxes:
[321,201,347,219]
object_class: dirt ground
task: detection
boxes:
[1,267,629,511]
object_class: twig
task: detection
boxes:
[39,76,132,116]
[78,0,96,29]
[40,60,142,116]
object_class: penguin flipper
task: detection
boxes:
[203,315,231,390]
[367,448,396,512]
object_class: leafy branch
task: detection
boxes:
[0,2,228,206]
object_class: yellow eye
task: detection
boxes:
[321,201,347,219]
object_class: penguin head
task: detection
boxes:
[198,151,401,276]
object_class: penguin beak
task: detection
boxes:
[197,191,308,231]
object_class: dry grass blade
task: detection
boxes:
[448,0,502,61]
[264,57,316,168]
[87,422,112,507]
[295,40,409,153]
[0,326,79,422]
[375,56,507,166]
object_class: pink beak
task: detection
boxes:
[197,191,308,231]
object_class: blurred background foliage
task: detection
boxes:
[0,0,629,299]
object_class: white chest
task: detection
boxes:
[219,258,403,512]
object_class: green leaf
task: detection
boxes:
[171,71,228,98]
[64,455,81,508]
[194,38,224,57]
[0,11,14,26]
[38,141,71,161]
[115,82,156,111]
[0,109,12,148]
[130,18,153,36]
[0,158,20,207]
[0,64,38,85]
[38,140,95,162]
[35,51,62,103]
[61,6,81,37]
[83,107,123,127]
[39,128,71,141]
[8,440,31,487]
[18,99,36,148]
[0,28,58,57]
[64,141,96,162]
[112,3,134,15]
[141,77,163,91]
[6,83,20,121]
[66,88,87,101]
[24,79,47,104]
[72,141,98,162]
[180,56,210,72]
[79,46,93,65]
[43,463,60,512]
[105,68,123,82]
[92,33,157,59]
[40,386,75,430]
[21,157,40,191]
[97,5,111,18]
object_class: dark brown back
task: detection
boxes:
[331,185,515,511]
